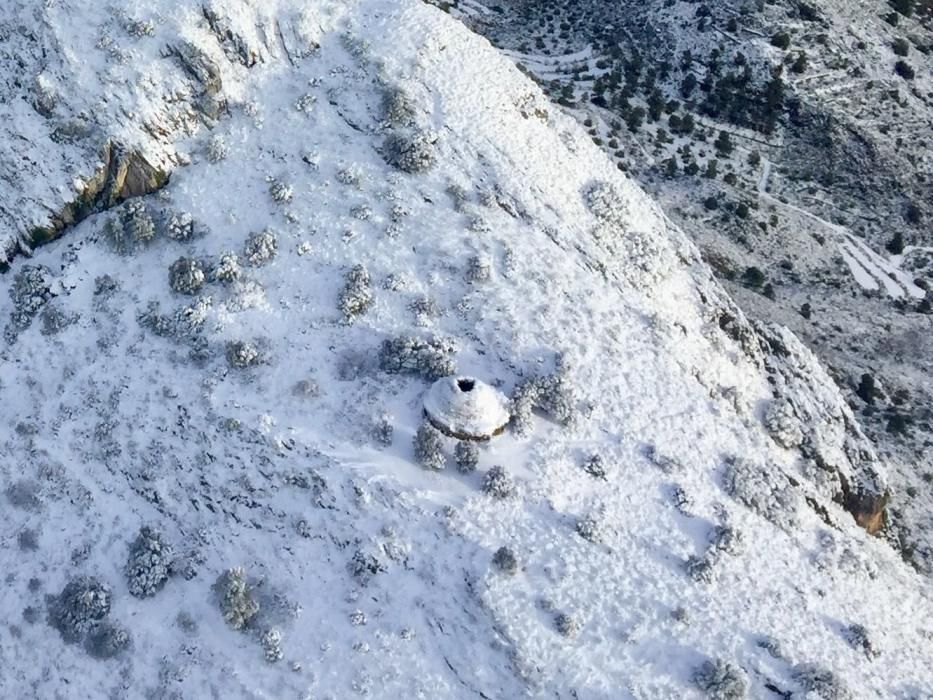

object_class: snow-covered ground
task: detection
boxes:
[1,1,931,698]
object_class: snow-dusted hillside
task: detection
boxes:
[0,1,931,698]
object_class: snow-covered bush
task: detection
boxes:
[382,87,416,127]
[482,466,516,499]
[207,134,229,162]
[168,257,206,295]
[492,546,518,575]
[685,554,715,583]
[338,264,374,321]
[48,577,112,643]
[261,628,283,663]
[106,201,156,255]
[721,457,797,526]
[575,513,604,543]
[336,166,363,187]
[268,178,294,204]
[843,623,879,659]
[226,340,263,369]
[554,612,581,639]
[8,264,54,337]
[791,663,852,699]
[454,441,479,473]
[762,399,804,449]
[582,454,608,480]
[671,485,693,514]
[125,526,173,599]
[39,304,77,336]
[85,621,132,659]
[693,659,747,699]
[373,413,394,447]
[510,356,578,434]
[384,130,437,173]
[466,254,492,284]
[348,548,386,585]
[214,252,241,283]
[351,204,373,221]
[214,568,259,631]
[708,525,743,557]
[165,211,201,242]
[410,296,440,325]
[414,421,446,470]
[244,229,278,266]
[584,181,629,227]
[378,335,457,380]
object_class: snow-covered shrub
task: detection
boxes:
[492,546,518,575]
[351,204,373,221]
[244,229,278,266]
[510,356,578,434]
[454,441,479,473]
[791,663,852,699]
[39,304,77,336]
[575,513,603,543]
[843,623,879,659]
[693,659,747,699]
[8,264,54,336]
[708,525,743,557]
[466,255,492,284]
[214,568,259,631]
[384,130,437,173]
[295,93,317,114]
[382,87,416,127]
[469,215,490,233]
[338,264,374,321]
[124,18,155,38]
[671,485,693,514]
[336,166,363,187]
[685,554,715,583]
[582,454,608,480]
[584,181,629,227]
[757,636,784,658]
[378,335,457,380]
[373,413,394,447]
[268,178,293,204]
[482,466,516,499]
[226,341,263,369]
[350,610,367,626]
[721,457,797,526]
[762,399,804,449]
[410,296,440,325]
[47,577,112,643]
[348,548,386,585]
[414,422,446,470]
[207,134,228,162]
[261,628,283,663]
[125,526,173,599]
[85,621,132,659]
[554,612,581,639]
[165,211,199,242]
[214,252,241,283]
[106,201,155,255]
[168,257,206,295]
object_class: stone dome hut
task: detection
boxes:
[423,376,510,441]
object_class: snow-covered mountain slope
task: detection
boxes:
[0,1,931,698]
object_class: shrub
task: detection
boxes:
[336,166,363,187]
[582,454,608,480]
[685,554,715,583]
[492,546,518,575]
[373,413,394,447]
[338,264,374,321]
[378,335,457,380]
[269,179,294,204]
[7,264,54,337]
[693,659,747,699]
[348,548,386,585]
[106,201,155,255]
[168,257,206,295]
[762,400,804,448]
[261,628,283,662]
[576,513,603,542]
[509,356,578,433]
[466,255,492,284]
[482,466,516,499]
[384,130,437,173]
[48,577,112,643]
[554,612,581,638]
[382,87,416,127]
[125,526,173,599]
[207,134,228,162]
[454,441,479,473]
[214,252,241,283]
[791,663,852,699]
[892,38,910,57]
[722,457,797,525]
[584,181,629,227]
[414,422,446,470]
[225,340,263,369]
[214,568,259,631]
[843,623,879,659]
[244,229,278,266]
[85,621,132,659]
[771,32,791,50]
[894,60,915,80]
